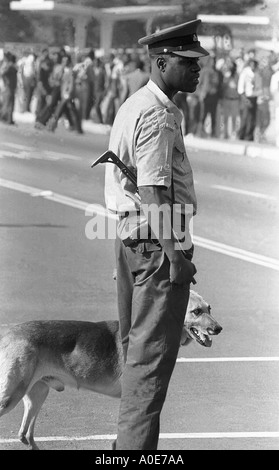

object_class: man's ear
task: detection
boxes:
[156,56,166,72]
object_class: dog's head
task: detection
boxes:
[180,290,222,348]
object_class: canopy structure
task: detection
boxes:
[197,12,279,51]
[10,1,182,52]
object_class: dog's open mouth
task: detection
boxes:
[190,327,212,347]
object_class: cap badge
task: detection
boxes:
[193,34,198,42]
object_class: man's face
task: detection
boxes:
[163,55,201,93]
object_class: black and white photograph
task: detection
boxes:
[0,0,278,453]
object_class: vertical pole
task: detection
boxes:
[145,17,154,36]
[100,17,114,54]
[74,15,89,49]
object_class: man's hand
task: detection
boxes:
[169,252,196,285]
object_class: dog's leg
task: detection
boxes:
[18,380,49,450]
[0,340,38,420]
[0,381,28,419]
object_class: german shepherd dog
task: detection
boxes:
[0,290,222,450]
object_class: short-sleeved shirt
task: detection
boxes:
[105,80,197,222]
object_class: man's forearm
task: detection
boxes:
[138,186,179,261]
[138,185,196,284]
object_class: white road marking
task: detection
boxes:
[194,235,279,271]
[211,184,277,201]
[3,142,35,151]
[0,178,278,271]
[0,179,110,217]
[0,147,81,162]
[0,431,278,444]
[0,150,31,159]
[1,146,276,201]
[44,150,81,161]
[177,357,279,363]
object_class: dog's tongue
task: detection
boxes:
[203,336,212,347]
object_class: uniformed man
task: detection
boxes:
[104,19,209,450]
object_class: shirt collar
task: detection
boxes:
[146,79,183,127]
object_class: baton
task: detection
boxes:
[91,150,138,190]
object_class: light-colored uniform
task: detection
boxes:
[106,80,197,229]
[104,79,196,450]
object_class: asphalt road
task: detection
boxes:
[0,122,279,451]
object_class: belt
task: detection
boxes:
[122,238,194,260]
[122,237,160,247]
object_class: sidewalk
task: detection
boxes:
[13,111,279,160]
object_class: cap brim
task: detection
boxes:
[173,46,209,58]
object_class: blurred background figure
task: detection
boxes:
[74,49,95,122]
[237,58,263,141]
[48,54,82,134]
[121,56,149,101]
[91,57,106,124]
[102,52,126,125]
[270,58,279,147]
[199,55,223,138]
[35,50,64,128]
[99,52,116,125]
[0,52,18,125]
[18,52,37,113]
[256,56,273,142]
[35,48,53,118]
[186,92,202,136]
[221,59,240,139]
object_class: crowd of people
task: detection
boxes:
[0,45,279,144]
[183,49,279,144]
[0,47,150,134]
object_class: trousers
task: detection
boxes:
[1,87,15,124]
[238,96,257,141]
[115,238,191,450]
[36,86,61,125]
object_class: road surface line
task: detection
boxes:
[2,142,35,151]
[177,357,279,363]
[0,178,112,218]
[0,150,31,160]
[211,184,277,201]
[0,146,81,162]
[0,431,279,444]
[193,235,279,271]
[44,150,81,161]
[0,178,278,271]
